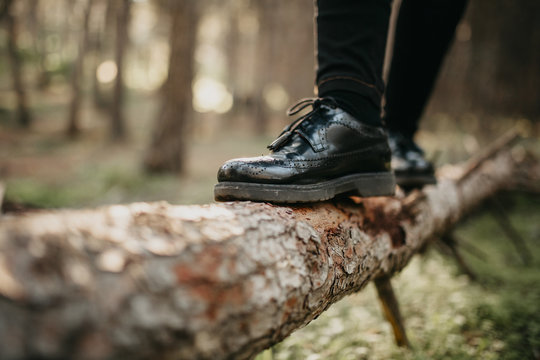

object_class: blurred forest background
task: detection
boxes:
[1,0,539,207]
[0,0,539,359]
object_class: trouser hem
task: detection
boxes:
[317,77,382,109]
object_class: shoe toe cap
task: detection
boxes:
[217,156,276,182]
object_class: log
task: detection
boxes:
[0,133,532,360]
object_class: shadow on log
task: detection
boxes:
[0,131,537,359]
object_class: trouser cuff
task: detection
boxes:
[317,77,383,109]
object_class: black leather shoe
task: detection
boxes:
[387,131,436,188]
[214,98,395,203]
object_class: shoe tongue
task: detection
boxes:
[269,108,329,153]
[296,125,326,152]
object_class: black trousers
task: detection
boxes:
[316,0,468,138]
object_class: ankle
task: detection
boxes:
[321,90,382,127]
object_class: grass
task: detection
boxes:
[2,132,272,208]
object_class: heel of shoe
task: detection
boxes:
[354,172,396,197]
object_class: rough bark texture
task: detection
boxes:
[0,136,533,360]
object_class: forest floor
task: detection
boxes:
[1,90,539,359]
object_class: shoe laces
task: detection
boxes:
[267,97,338,151]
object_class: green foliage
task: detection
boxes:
[5,179,93,208]
[5,168,163,208]
[458,195,540,360]
[472,289,540,360]
[4,163,217,209]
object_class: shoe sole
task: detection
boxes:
[214,172,396,203]
[395,173,437,188]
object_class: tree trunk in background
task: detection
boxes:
[66,0,94,138]
[27,0,51,89]
[144,0,198,173]
[467,0,540,121]
[225,0,313,134]
[253,0,314,132]
[223,0,259,129]
[223,1,241,126]
[263,0,314,102]
[428,0,540,123]
[93,0,115,110]
[91,11,105,108]
[253,0,275,135]
[111,0,131,140]
[5,0,32,128]
[0,1,9,20]
[278,1,314,102]
[0,134,535,360]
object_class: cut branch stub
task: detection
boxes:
[374,275,411,348]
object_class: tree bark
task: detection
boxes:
[0,133,533,360]
[92,0,115,110]
[252,0,279,135]
[110,0,131,140]
[428,0,540,121]
[252,0,314,128]
[5,0,32,128]
[26,0,51,89]
[144,0,198,173]
[66,0,95,138]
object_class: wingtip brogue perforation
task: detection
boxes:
[215,98,396,203]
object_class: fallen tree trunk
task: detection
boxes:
[0,133,534,360]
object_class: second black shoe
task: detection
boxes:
[214,98,395,203]
[387,131,437,188]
